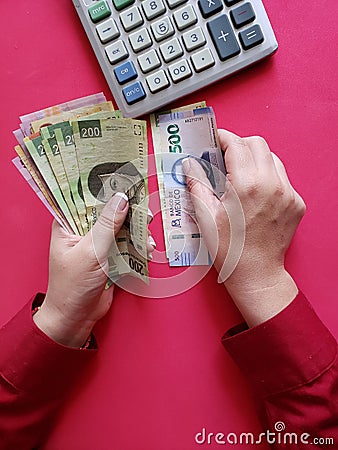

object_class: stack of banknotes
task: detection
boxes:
[12,93,149,283]
[150,103,226,267]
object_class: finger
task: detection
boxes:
[271,152,297,199]
[98,284,115,313]
[271,153,294,187]
[182,156,219,213]
[218,128,242,151]
[271,153,306,214]
[147,231,156,260]
[217,129,256,178]
[50,220,81,253]
[244,136,277,176]
[182,156,220,240]
[147,208,154,224]
[272,152,306,202]
[83,192,129,261]
[51,219,66,239]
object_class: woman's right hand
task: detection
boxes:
[182,129,306,326]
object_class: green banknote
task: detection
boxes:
[40,127,83,235]
[49,112,123,234]
[53,123,89,234]
[72,117,149,282]
[24,134,78,234]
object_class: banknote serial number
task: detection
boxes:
[78,120,102,139]
[167,124,182,153]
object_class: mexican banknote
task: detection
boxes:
[151,105,226,267]
[72,116,149,282]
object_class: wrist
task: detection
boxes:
[225,268,298,327]
[33,300,95,348]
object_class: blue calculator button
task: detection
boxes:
[114,61,138,85]
[122,81,146,104]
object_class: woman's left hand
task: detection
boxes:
[34,193,155,347]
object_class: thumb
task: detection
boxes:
[85,192,129,261]
[182,157,219,229]
[182,157,223,266]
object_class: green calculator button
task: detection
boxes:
[112,0,135,11]
[88,1,111,23]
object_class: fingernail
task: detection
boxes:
[147,208,154,224]
[148,235,156,249]
[111,192,128,211]
[148,253,153,261]
[182,157,191,173]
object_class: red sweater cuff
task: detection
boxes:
[222,292,337,396]
[0,294,97,399]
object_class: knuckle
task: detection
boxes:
[234,136,249,149]
[297,197,307,216]
[274,182,286,198]
[253,135,268,146]
[285,190,306,217]
[246,135,268,148]
[99,210,124,231]
[244,178,261,198]
[186,176,200,193]
[98,212,115,230]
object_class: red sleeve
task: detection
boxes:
[222,292,338,448]
[0,294,97,450]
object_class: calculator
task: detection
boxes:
[72,0,278,117]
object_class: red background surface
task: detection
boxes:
[0,1,337,449]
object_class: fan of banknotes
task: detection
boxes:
[12,94,227,282]
[12,93,149,283]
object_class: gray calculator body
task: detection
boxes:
[72,0,278,117]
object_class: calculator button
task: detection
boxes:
[105,40,129,64]
[96,19,120,43]
[112,0,135,11]
[160,38,183,63]
[88,1,111,23]
[142,0,166,20]
[146,70,170,93]
[207,15,240,61]
[120,6,143,31]
[129,28,152,52]
[122,81,146,104]
[239,25,264,49]
[114,61,138,84]
[224,0,241,6]
[138,49,161,73]
[168,59,192,83]
[191,48,215,72]
[165,0,188,8]
[151,17,175,42]
[230,3,255,29]
[182,27,206,52]
[198,0,223,19]
[173,5,198,31]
